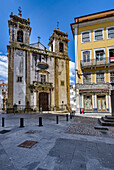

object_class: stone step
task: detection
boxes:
[102,117,114,122]
[98,118,114,126]
[105,115,114,119]
[94,126,108,130]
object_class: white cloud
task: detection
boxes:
[0,55,8,62]
[70,79,75,84]
[0,54,8,80]
[69,61,75,84]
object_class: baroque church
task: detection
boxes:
[7,11,70,112]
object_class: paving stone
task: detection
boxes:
[0,113,114,170]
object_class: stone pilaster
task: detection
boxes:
[8,47,14,109]
[55,57,59,106]
[26,51,31,107]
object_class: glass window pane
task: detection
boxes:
[95,30,102,36]
[109,33,114,38]
[108,28,114,34]
[82,32,89,38]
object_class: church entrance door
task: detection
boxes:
[39,92,48,111]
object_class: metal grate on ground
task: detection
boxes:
[18,140,38,148]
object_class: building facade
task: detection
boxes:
[70,85,76,111]
[71,9,114,114]
[7,11,70,112]
[0,81,8,110]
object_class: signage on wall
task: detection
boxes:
[110,56,114,62]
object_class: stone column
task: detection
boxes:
[8,47,14,109]
[26,51,31,107]
[55,57,59,107]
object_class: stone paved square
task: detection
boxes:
[0,113,114,170]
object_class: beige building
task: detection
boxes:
[7,11,70,112]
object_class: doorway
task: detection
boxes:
[39,92,48,111]
[97,95,106,112]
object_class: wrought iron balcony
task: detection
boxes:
[80,57,114,68]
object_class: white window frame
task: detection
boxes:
[95,70,106,83]
[93,28,104,41]
[106,26,114,39]
[81,30,91,43]
[82,72,93,84]
[94,48,105,60]
[108,70,114,83]
[81,49,92,61]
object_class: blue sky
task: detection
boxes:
[0,0,114,84]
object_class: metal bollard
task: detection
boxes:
[66,114,68,121]
[70,113,72,119]
[2,118,4,127]
[20,118,24,128]
[56,115,58,124]
[39,117,43,126]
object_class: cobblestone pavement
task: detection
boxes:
[66,116,114,138]
[0,113,114,170]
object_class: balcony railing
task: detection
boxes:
[31,81,53,89]
[80,57,114,68]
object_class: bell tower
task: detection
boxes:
[8,9,31,45]
[48,25,69,56]
[7,9,32,111]
[48,26,70,110]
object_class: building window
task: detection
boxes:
[83,51,90,62]
[83,74,91,84]
[96,73,104,83]
[17,30,23,42]
[82,31,91,43]
[110,72,114,83]
[41,75,46,83]
[107,27,114,39]
[12,27,14,41]
[96,50,104,61]
[59,43,64,52]
[109,49,114,62]
[94,29,103,41]
[61,81,64,86]
[51,44,53,52]
[17,76,22,82]
[18,101,21,104]
[39,55,41,62]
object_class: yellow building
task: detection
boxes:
[71,9,114,114]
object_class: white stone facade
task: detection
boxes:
[7,12,70,112]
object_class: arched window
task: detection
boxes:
[59,42,64,52]
[17,30,23,42]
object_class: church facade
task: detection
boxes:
[7,11,70,112]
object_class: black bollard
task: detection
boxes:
[66,114,68,121]
[70,113,72,119]
[56,115,58,124]
[20,118,24,128]
[39,117,43,126]
[2,118,4,127]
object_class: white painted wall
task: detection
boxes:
[13,50,26,106]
